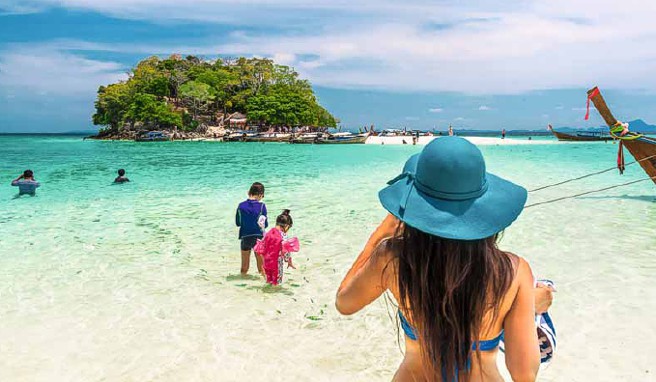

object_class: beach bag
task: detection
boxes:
[500,279,557,368]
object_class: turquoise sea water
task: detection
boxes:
[1,135,655,381]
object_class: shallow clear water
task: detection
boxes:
[1,136,654,381]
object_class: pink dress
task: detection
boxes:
[254,228,300,285]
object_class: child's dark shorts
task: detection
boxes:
[240,236,260,251]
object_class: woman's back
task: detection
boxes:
[336,137,540,381]
[376,238,535,381]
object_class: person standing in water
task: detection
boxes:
[255,209,300,286]
[11,170,40,196]
[235,182,268,275]
[336,137,542,381]
[502,128,507,139]
[114,169,130,183]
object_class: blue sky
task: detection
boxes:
[1,0,655,132]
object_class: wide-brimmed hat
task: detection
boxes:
[379,136,527,240]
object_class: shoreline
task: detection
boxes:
[365,135,560,145]
[79,135,559,145]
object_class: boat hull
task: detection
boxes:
[551,130,613,142]
[624,137,656,184]
[315,135,369,144]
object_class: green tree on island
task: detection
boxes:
[92,55,336,136]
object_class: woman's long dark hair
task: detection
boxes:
[394,224,514,381]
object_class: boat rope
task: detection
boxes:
[528,153,656,193]
[525,176,656,208]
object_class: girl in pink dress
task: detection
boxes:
[254,210,300,285]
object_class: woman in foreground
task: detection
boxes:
[336,137,540,381]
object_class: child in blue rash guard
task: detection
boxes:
[235,182,268,275]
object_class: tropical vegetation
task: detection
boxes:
[92,55,337,134]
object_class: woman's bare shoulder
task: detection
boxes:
[374,237,401,287]
[500,251,533,288]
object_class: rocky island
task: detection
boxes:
[90,54,337,140]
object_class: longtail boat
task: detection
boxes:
[587,87,656,184]
[315,132,370,144]
[135,131,172,142]
[548,125,613,142]
[244,133,291,143]
[290,132,321,144]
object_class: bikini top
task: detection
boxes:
[398,311,503,351]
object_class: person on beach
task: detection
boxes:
[448,125,454,136]
[336,137,544,381]
[502,129,506,139]
[236,182,268,275]
[11,170,40,196]
[114,169,130,183]
[254,209,300,285]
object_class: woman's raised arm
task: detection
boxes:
[335,214,399,315]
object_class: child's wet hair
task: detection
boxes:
[249,182,265,196]
[23,169,33,178]
[276,209,293,228]
[118,169,126,176]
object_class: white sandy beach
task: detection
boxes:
[366,135,561,145]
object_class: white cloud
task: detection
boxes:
[478,105,492,111]
[3,1,656,94]
[428,107,443,113]
[571,107,587,111]
[0,47,126,97]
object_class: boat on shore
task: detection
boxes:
[548,125,613,142]
[315,132,369,144]
[225,131,257,142]
[290,133,321,144]
[244,133,292,143]
[135,131,172,142]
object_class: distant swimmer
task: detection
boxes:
[11,170,40,196]
[114,169,130,183]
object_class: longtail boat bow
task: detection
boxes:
[586,87,656,184]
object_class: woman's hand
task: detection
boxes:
[534,283,554,314]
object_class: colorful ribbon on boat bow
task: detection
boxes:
[617,140,625,175]
[585,88,600,120]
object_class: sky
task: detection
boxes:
[1,0,655,132]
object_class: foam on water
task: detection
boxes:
[1,136,654,381]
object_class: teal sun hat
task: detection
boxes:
[379,136,527,240]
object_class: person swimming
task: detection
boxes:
[336,137,543,381]
[11,170,40,196]
[114,169,130,183]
